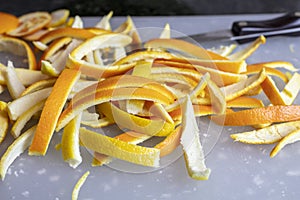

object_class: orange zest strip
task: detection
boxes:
[21,78,56,96]
[226,96,264,108]
[0,102,9,144]
[151,65,202,82]
[155,57,246,74]
[154,126,182,157]
[168,105,217,122]
[92,131,151,166]
[0,36,37,70]
[144,38,227,60]
[227,35,266,60]
[40,37,73,64]
[71,75,175,104]
[246,61,298,72]
[222,68,266,101]
[97,102,174,137]
[29,69,80,156]
[113,50,174,66]
[149,73,198,88]
[261,75,286,105]
[154,59,247,86]
[38,27,99,45]
[57,87,174,131]
[211,105,300,126]
[67,57,136,79]
[244,64,288,83]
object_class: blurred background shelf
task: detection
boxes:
[1,0,300,16]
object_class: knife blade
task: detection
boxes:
[186,11,300,43]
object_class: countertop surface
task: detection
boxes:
[1,14,300,200]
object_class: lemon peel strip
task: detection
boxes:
[72,171,90,200]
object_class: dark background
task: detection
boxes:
[1,0,300,16]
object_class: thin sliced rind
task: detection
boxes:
[180,96,210,180]
[79,127,160,167]
[29,69,80,156]
[97,102,174,137]
[0,126,36,180]
[72,171,90,200]
[0,102,9,144]
[230,121,300,144]
[212,105,300,126]
[270,128,300,157]
[61,113,82,168]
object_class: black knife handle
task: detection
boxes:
[235,24,300,44]
[231,11,300,36]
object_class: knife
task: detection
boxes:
[187,11,300,43]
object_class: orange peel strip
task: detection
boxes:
[92,131,151,166]
[61,113,82,168]
[0,36,37,70]
[4,61,25,99]
[95,11,113,30]
[0,102,9,144]
[228,35,266,60]
[67,56,136,79]
[155,57,247,74]
[261,73,300,106]
[159,23,171,39]
[72,171,90,200]
[192,69,266,106]
[280,72,300,105]
[206,78,226,114]
[144,38,227,60]
[222,68,266,101]
[97,102,174,137]
[81,117,114,128]
[0,126,36,181]
[226,96,264,108]
[48,9,70,28]
[57,87,174,131]
[70,33,132,60]
[168,105,218,122]
[230,120,300,144]
[180,95,210,180]
[151,65,202,82]
[247,61,298,72]
[113,50,175,66]
[149,73,198,88]
[79,127,160,167]
[71,75,175,105]
[153,59,247,86]
[270,128,300,158]
[212,105,300,126]
[7,87,52,121]
[155,126,182,157]
[114,16,141,44]
[29,69,80,156]
[0,65,50,86]
[21,78,56,96]
[40,37,73,66]
[261,75,286,105]
[244,64,288,83]
[11,100,45,138]
[38,27,100,45]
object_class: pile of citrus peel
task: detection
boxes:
[0,9,300,194]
